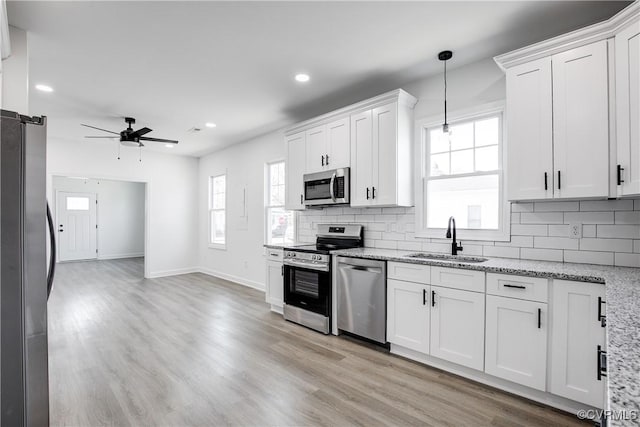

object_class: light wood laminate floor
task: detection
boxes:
[48,258,587,426]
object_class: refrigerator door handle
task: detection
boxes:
[46,201,56,299]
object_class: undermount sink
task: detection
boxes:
[406,253,489,264]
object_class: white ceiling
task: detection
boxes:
[7,1,630,157]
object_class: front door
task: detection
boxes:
[56,191,97,261]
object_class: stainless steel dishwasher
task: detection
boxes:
[336,256,387,344]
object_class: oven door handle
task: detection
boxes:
[329,172,337,202]
[284,259,330,272]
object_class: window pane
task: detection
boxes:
[430,128,449,154]
[213,193,225,210]
[427,174,499,230]
[211,210,225,244]
[475,145,498,171]
[475,117,499,147]
[449,122,473,151]
[451,149,474,175]
[267,207,294,244]
[430,152,450,176]
[66,197,89,211]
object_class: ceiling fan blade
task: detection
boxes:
[139,136,179,144]
[85,136,119,139]
[131,127,152,138]
[80,124,120,135]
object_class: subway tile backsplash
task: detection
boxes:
[297,199,640,267]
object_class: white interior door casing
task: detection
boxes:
[387,279,430,353]
[616,21,640,196]
[430,286,485,371]
[552,40,610,199]
[550,280,606,408]
[505,57,554,201]
[485,295,547,391]
[57,191,97,261]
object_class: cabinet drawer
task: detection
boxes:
[487,273,548,303]
[265,248,283,261]
[388,262,430,284]
[430,267,484,293]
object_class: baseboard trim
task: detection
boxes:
[197,267,265,292]
[98,253,144,261]
[147,267,198,279]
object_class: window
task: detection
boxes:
[66,196,90,211]
[265,161,295,245]
[209,174,226,248]
[417,104,509,241]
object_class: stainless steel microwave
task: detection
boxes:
[303,168,350,207]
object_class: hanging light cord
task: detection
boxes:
[443,59,448,131]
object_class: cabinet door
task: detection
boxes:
[285,132,306,210]
[350,110,373,207]
[550,280,606,408]
[326,117,350,170]
[485,296,547,391]
[305,125,327,174]
[387,279,430,353]
[430,286,485,370]
[616,22,640,196]
[505,58,554,200]
[552,41,609,199]
[266,261,284,308]
[371,102,398,206]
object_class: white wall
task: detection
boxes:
[47,140,198,277]
[52,176,145,260]
[1,25,28,112]
[198,130,284,290]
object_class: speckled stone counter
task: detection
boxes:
[263,242,308,250]
[332,247,640,422]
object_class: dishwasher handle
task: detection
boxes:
[340,264,383,274]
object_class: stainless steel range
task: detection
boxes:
[283,224,363,334]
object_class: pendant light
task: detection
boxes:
[438,50,453,134]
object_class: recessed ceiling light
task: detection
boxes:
[35,84,53,92]
[205,122,217,128]
[295,73,310,83]
[165,144,175,148]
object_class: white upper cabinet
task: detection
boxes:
[351,98,415,207]
[285,89,416,209]
[616,19,640,196]
[496,3,640,201]
[304,117,351,174]
[285,131,306,210]
[552,41,610,199]
[506,58,554,201]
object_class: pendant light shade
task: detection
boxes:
[438,50,453,133]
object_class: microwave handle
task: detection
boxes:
[329,172,337,202]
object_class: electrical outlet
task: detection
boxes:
[569,223,582,239]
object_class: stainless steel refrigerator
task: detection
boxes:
[1,109,56,426]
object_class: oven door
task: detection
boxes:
[303,168,349,206]
[284,262,331,316]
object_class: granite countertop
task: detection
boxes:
[332,247,640,420]
[263,242,309,250]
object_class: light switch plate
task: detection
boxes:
[569,223,582,239]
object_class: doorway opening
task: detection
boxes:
[53,176,147,276]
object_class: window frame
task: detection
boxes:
[264,159,297,245]
[208,173,227,250]
[415,102,510,242]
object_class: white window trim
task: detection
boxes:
[414,101,510,242]
[264,159,298,245]
[208,172,227,250]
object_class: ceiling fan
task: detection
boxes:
[81,117,179,147]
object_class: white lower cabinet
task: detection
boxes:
[387,279,430,353]
[550,280,606,408]
[485,295,547,391]
[430,286,485,371]
[265,249,284,311]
